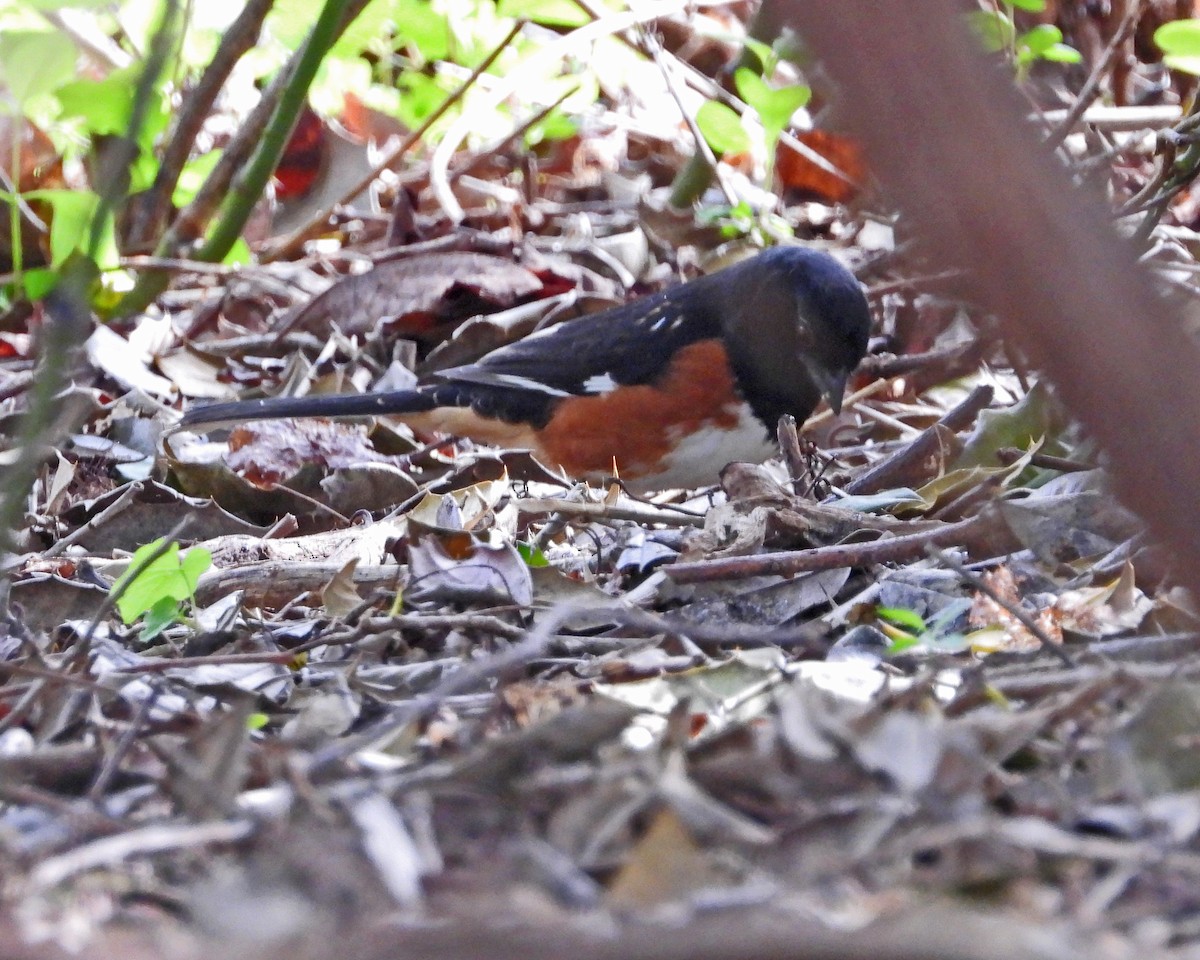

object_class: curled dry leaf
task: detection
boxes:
[968,566,1063,652]
[283,252,544,339]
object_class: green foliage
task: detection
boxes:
[875,600,973,654]
[696,100,751,156]
[496,0,590,28]
[23,190,119,269]
[110,538,212,640]
[968,0,1081,77]
[695,73,810,171]
[525,108,578,147]
[875,605,927,633]
[1015,23,1082,67]
[734,69,809,149]
[172,151,223,208]
[697,200,793,244]
[1156,18,1200,75]
[0,1,174,301]
[516,541,549,567]
[0,30,78,107]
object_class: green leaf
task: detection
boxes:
[1157,18,1200,74]
[952,381,1065,471]
[266,0,333,50]
[1156,17,1200,53]
[497,0,590,27]
[735,69,809,153]
[1039,42,1082,63]
[180,545,213,586]
[886,634,922,654]
[741,37,775,72]
[0,31,77,107]
[1020,23,1062,55]
[526,109,578,147]
[395,72,450,127]
[734,67,771,109]
[332,0,407,59]
[516,541,549,567]
[393,0,451,61]
[876,606,927,632]
[23,189,117,268]
[111,539,212,624]
[968,10,1015,52]
[139,595,183,642]
[247,712,270,730]
[223,237,253,266]
[830,489,925,512]
[696,100,750,156]
[1007,0,1046,10]
[55,71,138,137]
[21,268,58,301]
[1164,53,1200,73]
[173,150,223,207]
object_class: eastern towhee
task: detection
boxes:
[179,246,871,490]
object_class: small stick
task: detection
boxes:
[929,546,1073,667]
[667,514,984,583]
[845,385,993,496]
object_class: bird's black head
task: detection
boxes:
[719,246,872,428]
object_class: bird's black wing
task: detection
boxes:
[424,274,732,425]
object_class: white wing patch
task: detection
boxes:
[582,372,618,394]
[442,369,572,397]
[645,306,672,332]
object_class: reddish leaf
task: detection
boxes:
[776,130,867,204]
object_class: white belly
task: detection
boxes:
[621,401,776,491]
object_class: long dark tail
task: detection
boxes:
[177,389,439,430]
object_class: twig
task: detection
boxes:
[517,496,705,527]
[111,611,529,673]
[644,33,737,209]
[1038,104,1181,133]
[86,686,160,802]
[845,385,993,496]
[42,482,141,559]
[776,415,807,485]
[666,514,986,583]
[608,606,829,655]
[117,33,294,315]
[264,20,526,262]
[996,447,1094,472]
[39,9,131,70]
[31,819,255,890]
[429,0,697,223]
[195,0,375,264]
[126,0,276,246]
[929,546,1073,667]
[1043,0,1148,151]
[308,605,577,771]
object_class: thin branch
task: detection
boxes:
[126,0,276,246]
[263,19,526,262]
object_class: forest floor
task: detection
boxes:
[4,3,1200,958]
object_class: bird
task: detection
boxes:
[178,246,872,491]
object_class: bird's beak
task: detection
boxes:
[801,358,851,416]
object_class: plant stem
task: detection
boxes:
[126,0,276,248]
[194,0,370,264]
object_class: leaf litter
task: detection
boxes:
[3,5,1200,959]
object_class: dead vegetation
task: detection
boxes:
[4,1,1200,958]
